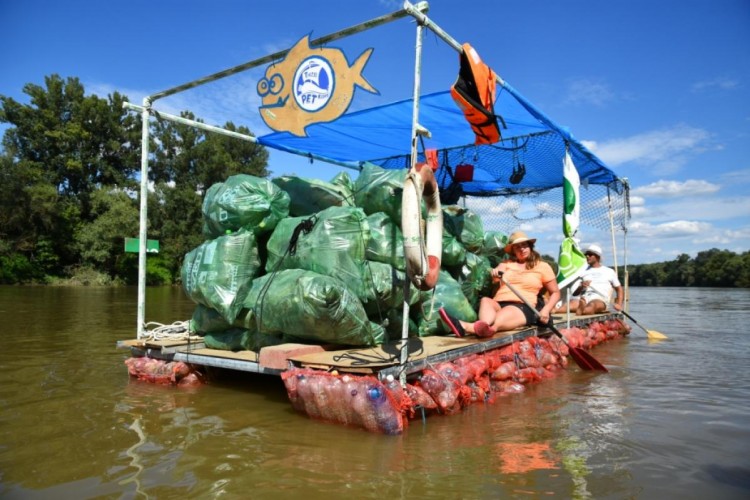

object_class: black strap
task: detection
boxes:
[288,215,317,256]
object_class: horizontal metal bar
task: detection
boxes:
[123,102,259,143]
[149,2,427,103]
[123,101,365,171]
[173,351,281,375]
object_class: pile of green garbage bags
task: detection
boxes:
[181,164,509,351]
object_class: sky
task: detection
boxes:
[1,0,749,265]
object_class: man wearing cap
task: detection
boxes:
[566,244,624,315]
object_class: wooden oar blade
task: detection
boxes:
[647,330,668,340]
[569,346,609,372]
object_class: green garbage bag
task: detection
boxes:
[203,327,284,352]
[241,269,384,346]
[371,307,419,342]
[180,228,261,323]
[415,270,477,337]
[330,171,355,201]
[481,230,509,266]
[442,205,485,254]
[202,174,290,238]
[353,163,406,222]
[454,253,493,309]
[272,175,353,216]
[190,304,232,334]
[361,261,420,315]
[442,231,467,267]
[265,206,369,297]
[365,212,405,270]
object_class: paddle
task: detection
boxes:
[576,282,667,340]
[620,310,668,340]
[497,273,608,372]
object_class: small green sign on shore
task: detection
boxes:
[124,238,160,254]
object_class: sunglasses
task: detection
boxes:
[585,252,596,257]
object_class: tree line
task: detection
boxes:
[2,75,748,288]
[626,250,750,288]
[0,75,269,285]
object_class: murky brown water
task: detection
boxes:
[1,285,749,499]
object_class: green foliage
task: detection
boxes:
[53,265,115,286]
[151,115,269,191]
[629,249,750,287]
[0,252,38,283]
[146,256,174,285]
[0,74,271,285]
[76,188,139,275]
[148,183,206,279]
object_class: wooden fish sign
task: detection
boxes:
[257,35,379,137]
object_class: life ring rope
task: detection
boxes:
[401,162,442,291]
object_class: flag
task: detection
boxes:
[557,151,586,288]
[556,237,587,288]
[562,150,580,238]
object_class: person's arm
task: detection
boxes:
[571,278,584,296]
[613,284,624,311]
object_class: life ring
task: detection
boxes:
[401,162,443,291]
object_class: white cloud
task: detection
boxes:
[584,124,712,175]
[629,195,645,206]
[693,233,732,245]
[638,195,750,223]
[691,77,740,92]
[628,220,711,238]
[632,179,720,198]
[725,227,750,239]
[563,78,616,107]
[720,169,750,185]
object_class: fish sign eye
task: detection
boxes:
[257,78,270,97]
[268,74,284,95]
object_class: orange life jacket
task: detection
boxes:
[450,43,504,145]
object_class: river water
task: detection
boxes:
[0,285,748,499]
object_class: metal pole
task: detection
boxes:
[400,19,425,387]
[607,187,619,276]
[136,98,151,339]
[125,102,259,142]
[623,226,630,312]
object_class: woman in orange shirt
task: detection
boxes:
[440,231,560,338]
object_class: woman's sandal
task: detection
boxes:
[438,307,465,337]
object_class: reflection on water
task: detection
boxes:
[1,286,749,498]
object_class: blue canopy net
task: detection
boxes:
[257,84,629,232]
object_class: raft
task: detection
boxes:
[119,312,629,435]
[117,2,634,435]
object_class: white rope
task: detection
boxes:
[141,320,201,342]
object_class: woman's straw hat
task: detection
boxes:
[504,231,537,254]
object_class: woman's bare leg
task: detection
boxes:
[580,299,607,315]
[489,305,527,332]
[460,297,500,334]
[553,299,579,314]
